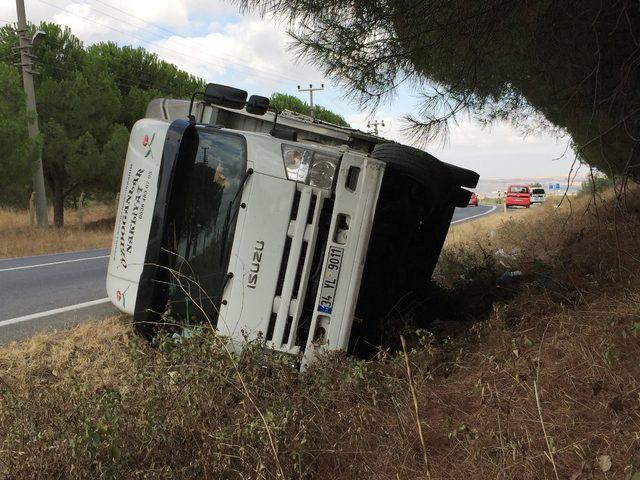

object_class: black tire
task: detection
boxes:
[351,143,480,355]
[372,143,478,209]
[373,143,448,185]
[352,170,450,354]
[372,143,479,188]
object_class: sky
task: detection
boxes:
[1,0,580,181]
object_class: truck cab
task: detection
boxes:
[106,84,479,364]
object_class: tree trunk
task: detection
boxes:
[45,164,67,229]
[53,186,64,228]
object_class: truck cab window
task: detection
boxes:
[164,127,246,326]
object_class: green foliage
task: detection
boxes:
[84,42,203,129]
[241,0,640,177]
[579,173,614,196]
[270,92,350,127]
[0,63,38,206]
[0,22,204,225]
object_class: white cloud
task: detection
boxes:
[2,1,154,45]
[2,0,320,90]
[183,0,241,18]
[101,0,190,29]
[147,15,325,92]
[49,2,139,45]
[347,110,575,178]
[346,111,410,142]
[0,0,577,179]
[436,119,575,177]
[0,0,238,45]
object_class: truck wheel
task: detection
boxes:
[372,143,478,208]
[351,143,480,356]
[373,143,478,188]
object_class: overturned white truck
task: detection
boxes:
[107,84,478,364]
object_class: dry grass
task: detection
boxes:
[446,204,548,246]
[1,190,640,479]
[0,316,132,390]
[0,204,115,259]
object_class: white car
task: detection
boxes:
[530,187,545,204]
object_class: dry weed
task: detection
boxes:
[0,204,115,258]
[0,191,639,479]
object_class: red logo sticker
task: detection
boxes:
[142,135,149,147]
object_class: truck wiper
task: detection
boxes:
[219,168,254,265]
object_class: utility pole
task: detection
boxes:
[367,119,385,136]
[16,0,48,228]
[297,83,324,119]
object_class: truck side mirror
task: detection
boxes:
[203,83,248,109]
[246,95,269,115]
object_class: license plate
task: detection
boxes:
[317,246,344,314]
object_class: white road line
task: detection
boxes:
[451,205,498,225]
[0,298,111,327]
[0,255,108,273]
[1,248,109,262]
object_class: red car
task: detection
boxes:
[468,192,479,206]
[506,185,531,208]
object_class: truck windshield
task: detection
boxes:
[164,127,246,326]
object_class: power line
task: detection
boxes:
[15,0,48,228]
[297,83,324,118]
[89,0,303,85]
[34,0,299,86]
[87,0,298,84]
[5,23,214,95]
[367,119,385,135]
[34,0,229,74]
[4,37,196,104]
[90,0,198,44]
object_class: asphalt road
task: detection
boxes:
[451,203,498,224]
[0,249,117,343]
[0,204,497,344]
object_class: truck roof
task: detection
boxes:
[146,98,389,154]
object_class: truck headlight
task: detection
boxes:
[282,145,340,190]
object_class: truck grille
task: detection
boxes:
[267,185,332,353]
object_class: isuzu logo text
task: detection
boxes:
[247,240,265,289]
